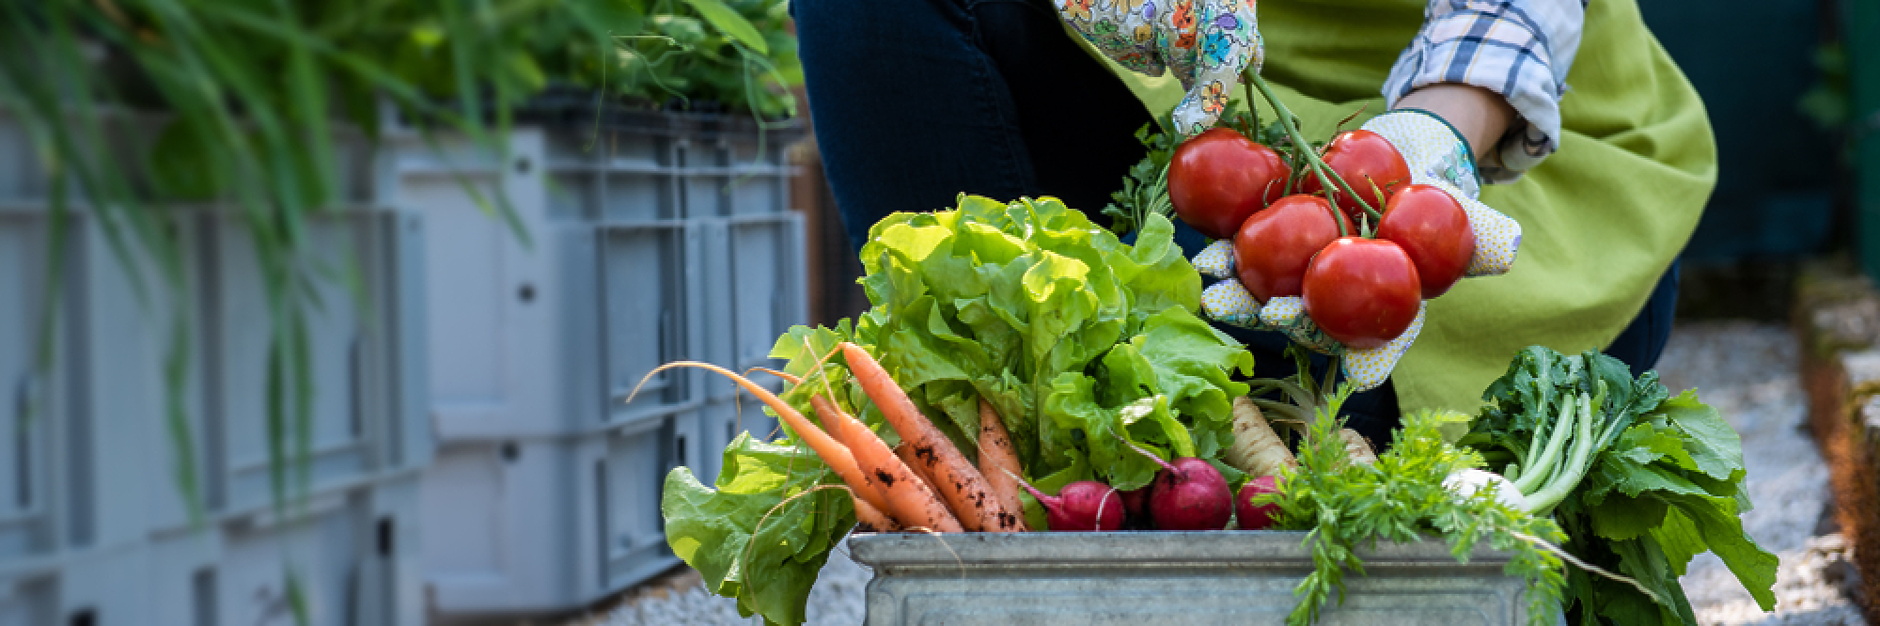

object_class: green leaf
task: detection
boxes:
[1653,391,1745,481]
[1657,493,1779,611]
[662,434,853,626]
[683,0,769,55]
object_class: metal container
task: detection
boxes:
[849,531,1533,626]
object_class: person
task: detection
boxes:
[790,0,1709,446]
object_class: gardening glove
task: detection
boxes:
[1360,109,1523,277]
[1057,0,1263,136]
[1192,239,1426,392]
[1189,110,1524,391]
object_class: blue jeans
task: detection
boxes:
[793,0,1680,447]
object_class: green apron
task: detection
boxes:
[1074,0,1716,414]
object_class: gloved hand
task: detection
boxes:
[1057,0,1263,136]
[1193,109,1523,391]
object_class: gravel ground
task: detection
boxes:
[1657,321,1866,626]
[573,320,1864,626]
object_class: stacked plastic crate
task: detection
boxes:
[385,109,803,621]
[0,109,430,626]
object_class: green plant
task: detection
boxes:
[588,0,802,119]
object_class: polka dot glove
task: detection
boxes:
[1057,0,1263,137]
[1194,241,1426,392]
[1360,109,1523,277]
[1191,110,1522,391]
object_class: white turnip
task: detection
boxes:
[1443,468,1527,510]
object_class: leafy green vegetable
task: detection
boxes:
[669,196,1258,625]
[1267,397,1567,626]
[662,433,855,626]
[1464,347,1778,625]
[848,195,1251,491]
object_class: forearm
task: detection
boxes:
[1394,84,1517,162]
[1380,0,1585,182]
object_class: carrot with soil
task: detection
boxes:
[839,342,1024,532]
[851,496,903,533]
[977,399,1029,531]
[807,393,964,533]
[894,442,938,492]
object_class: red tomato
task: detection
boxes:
[1376,184,1475,298]
[1302,238,1421,349]
[1296,130,1411,222]
[1168,128,1293,240]
[1233,195,1353,302]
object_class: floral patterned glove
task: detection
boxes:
[1058,0,1263,136]
[1192,109,1523,391]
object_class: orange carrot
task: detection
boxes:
[894,442,937,489]
[839,342,1023,532]
[635,362,886,516]
[976,399,1029,531]
[810,394,963,533]
[851,495,903,533]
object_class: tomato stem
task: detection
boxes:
[1243,78,1259,134]
[1242,70,1383,231]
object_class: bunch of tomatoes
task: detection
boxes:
[1168,126,1474,350]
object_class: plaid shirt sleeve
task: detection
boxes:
[1380,0,1585,184]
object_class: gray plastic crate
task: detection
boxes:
[389,112,803,438]
[692,214,806,401]
[730,216,807,374]
[0,105,424,625]
[0,202,428,625]
[199,209,431,518]
[396,112,809,620]
[599,221,700,423]
[599,412,692,591]
[851,531,1536,625]
[0,207,54,569]
[17,473,422,626]
[417,411,696,620]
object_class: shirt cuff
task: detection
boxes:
[1381,0,1585,184]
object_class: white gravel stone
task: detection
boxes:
[581,320,1865,626]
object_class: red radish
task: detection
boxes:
[1235,475,1283,530]
[1112,437,1233,531]
[1148,457,1235,531]
[1120,486,1152,530]
[1009,473,1125,532]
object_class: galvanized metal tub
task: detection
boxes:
[848,531,1533,625]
